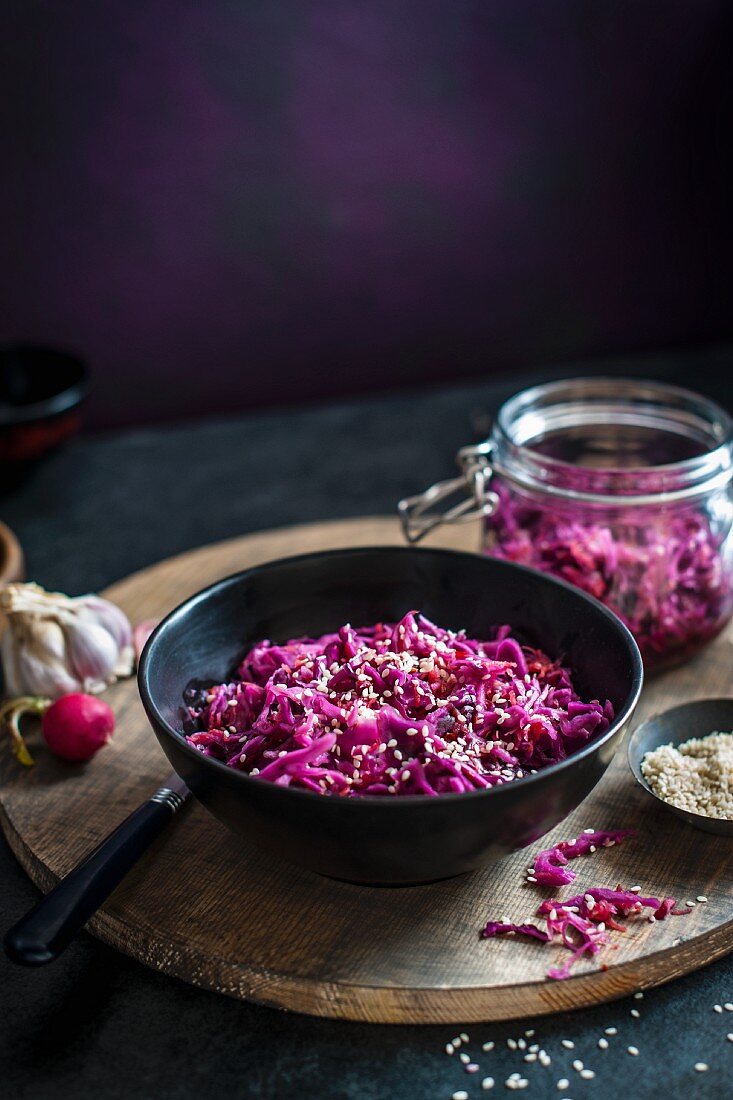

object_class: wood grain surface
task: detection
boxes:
[1,517,732,1024]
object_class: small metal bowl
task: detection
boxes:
[628,698,733,837]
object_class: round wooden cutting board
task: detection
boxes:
[1,517,732,1024]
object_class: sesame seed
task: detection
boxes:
[507,1038,517,1050]
[452,1093,469,1100]
[452,1037,462,1047]
[387,738,397,748]
[598,1038,608,1049]
[459,1052,470,1064]
[725,1003,733,1011]
[727,1034,733,1042]
[714,1005,723,1013]
[538,1052,551,1066]
[580,1070,595,1080]
[524,1029,535,1038]
[634,991,644,999]
[630,1009,641,1019]
[445,1043,454,1055]
[460,1032,469,1043]
[481,1078,495,1090]
[466,1064,480,1074]
[629,885,641,893]
[524,1053,537,1063]
[571,1059,583,1072]
[517,1038,526,1050]
[605,1027,617,1035]
[697,895,708,903]
[482,1041,495,1052]
[627,1046,639,1056]
[556,1080,569,1091]
[561,1040,574,1049]
[686,900,696,907]
[694,1063,708,1072]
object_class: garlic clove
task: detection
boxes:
[0,626,22,697]
[74,596,133,651]
[64,619,120,692]
[15,630,79,697]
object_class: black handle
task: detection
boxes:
[4,797,179,965]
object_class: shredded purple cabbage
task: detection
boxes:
[482,922,549,943]
[184,611,613,797]
[531,829,635,887]
[481,830,692,980]
[487,487,732,670]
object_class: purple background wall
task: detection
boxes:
[2,1,731,428]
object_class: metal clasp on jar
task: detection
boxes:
[398,441,499,542]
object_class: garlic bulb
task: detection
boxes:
[0,583,134,699]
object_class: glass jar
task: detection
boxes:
[399,378,733,672]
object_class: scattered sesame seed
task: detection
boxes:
[725,1003,733,1011]
[697,895,708,903]
[524,1029,535,1038]
[459,1052,470,1065]
[694,1063,708,1072]
[523,1053,536,1063]
[482,1041,495,1052]
[629,885,641,893]
[686,900,696,907]
[727,1034,733,1042]
[634,991,644,999]
[528,1044,539,1053]
[598,1038,609,1050]
[714,1005,723,1013]
[466,1064,480,1074]
[580,1070,595,1080]
[605,1027,617,1035]
[445,1043,454,1055]
[507,1038,517,1050]
[452,1037,462,1047]
[538,1052,551,1067]
[481,1078,495,1090]
[627,1046,639,1056]
[571,1059,583,1072]
[460,1033,469,1043]
[452,1092,469,1100]
[517,1038,526,1050]
[556,1081,569,1092]
[561,1040,575,1050]
[630,1009,641,1019]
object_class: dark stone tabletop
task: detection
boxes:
[2,347,732,1099]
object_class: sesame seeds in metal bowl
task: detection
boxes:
[628,698,733,836]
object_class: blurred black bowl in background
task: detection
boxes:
[1,345,89,489]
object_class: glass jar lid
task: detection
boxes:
[491,378,733,505]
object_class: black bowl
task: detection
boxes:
[139,547,643,885]
[0,345,89,487]
[627,698,733,837]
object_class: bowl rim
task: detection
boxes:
[627,697,733,828]
[138,545,644,809]
[0,343,90,427]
